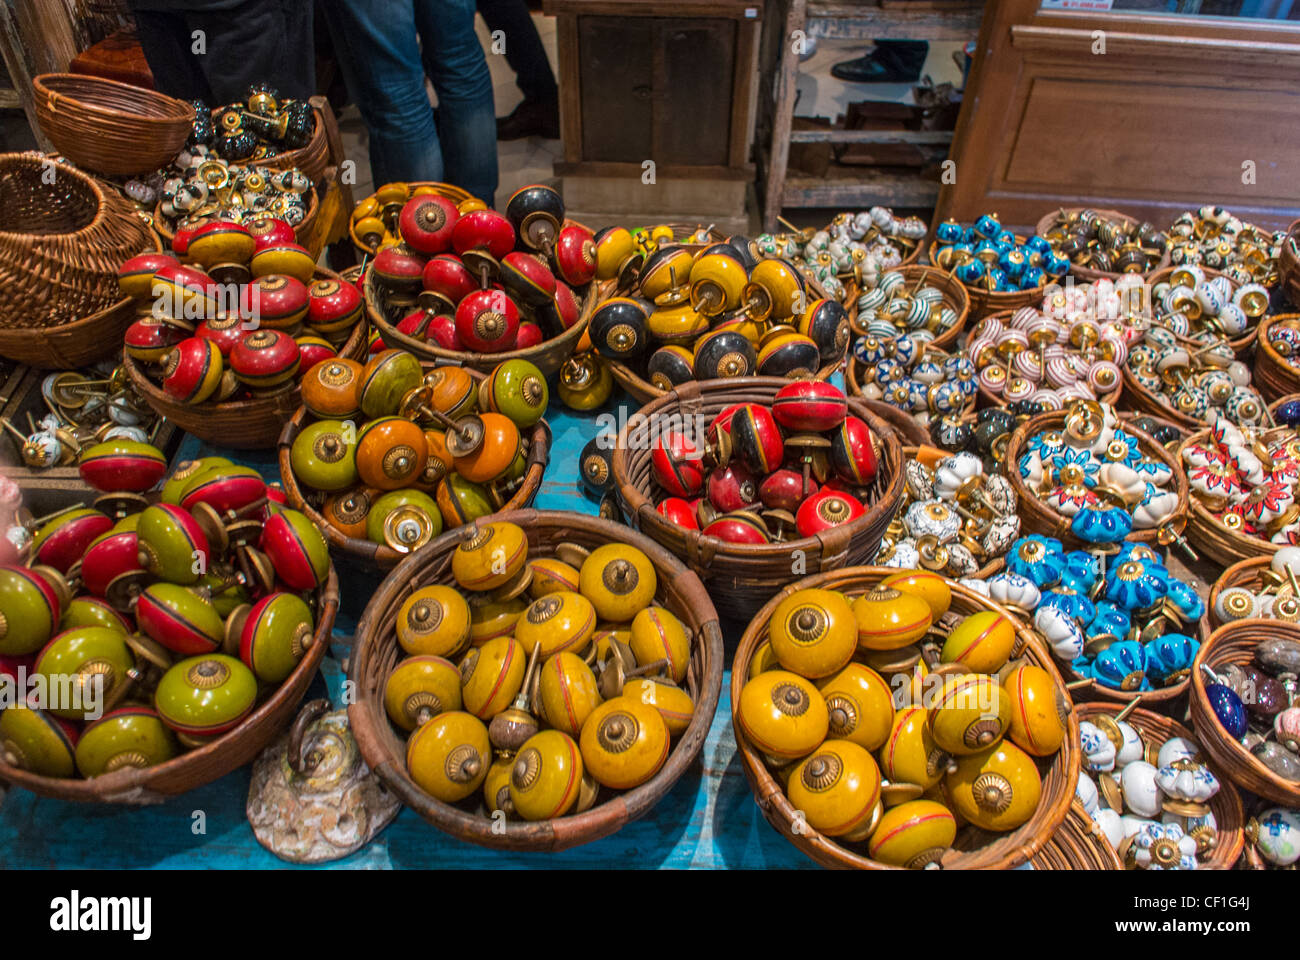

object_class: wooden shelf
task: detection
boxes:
[783,165,940,208]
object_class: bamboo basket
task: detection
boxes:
[1028,801,1122,869]
[1076,702,1244,870]
[32,74,194,177]
[1279,219,1300,310]
[1251,314,1300,403]
[612,378,906,621]
[732,567,1079,869]
[1032,207,1171,284]
[277,367,551,569]
[927,236,1046,321]
[348,509,724,851]
[1191,619,1300,805]
[1003,409,1190,549]
[349,181,476,256]
[0,568,337,802]
[1176,429,1279,568]
[123,274,367,449]
[1147,266,1254,358]
[0,153,157,335]
[365,262,595,380]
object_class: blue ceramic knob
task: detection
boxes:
[853,337,889,365]
[956,260,985,285]
[996,230,1018,247]
[1062,550,1101,590]
[974,214,1001,239]
[999,249,1027,279]
[1045,252,1071,277]
[1086,607,1129,652]
[1105,557,1169,610]
[1165,576,1205,622]
[935,220,964,244]
[930,381,966,414]
[1275,398,1300,427]
[1093,640,1149,691]
[1144,633,1199,685]
[875,357,904,383]
[1020,266,1046,288]
[1041,586,1096,624]
[1091,600,1132,636]
[1206,682,1248,739]
[986,268,1009,289]
[951,240,974,255]
[1006,535,1066,587]
[1072,504,1133,544]
[973,239,1000,261]
[891,334,917,367]
[1025,235,1052,256]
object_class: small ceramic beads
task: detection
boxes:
[1037,208,1168,275]
[1076,713,1221,870]
[1182,419,1300,546]
[1167,206,1283,287]
[878,450,1020,576]
[933,214,1066,293]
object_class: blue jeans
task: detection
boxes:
[321,0,499,205]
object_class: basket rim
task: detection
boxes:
[0,567,338,801]
[0,152,127,246]
[610,376,906,564]
[347,507,725,850]
[33,73,196,124]
[730,565,1080,870]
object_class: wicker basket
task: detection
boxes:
[927,237,1046,321]
[1176,429,1278,568]
[1118,364,1204,432]
[277,366,550,570]
[1076,703,1244,870]
[1251,314,1300,403]
[1147,266,1254,358]
[1003,409,1190,549]
[857,399,929,446]
[348,509,723,851]
[32,74,194,177]
[349,181,476,256]
[123,276,367,450]
[1279,220,1300,310]
[0,153,157,336]
[1032,207,1170,284]
[365,269,596,379]
[611,378,906,621]
[732,568,1079,869]
[1205,556,1275,636]
[0,568,337,802]
[1028,801,1122,869]
[1191,619,1300,805]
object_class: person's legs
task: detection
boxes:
[187,0,316,103]
[414,0,499,204]
[476,0,556,103]
[125,5,214,102]
[319,0,444,187]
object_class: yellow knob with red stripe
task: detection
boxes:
[451,521,528,592]
[852,585,932,651]
[624,677,694,737]
[579,696,669,790]
[768,588,856,680]
[509,729,583,821]
[867,798,956,867]
[406,710,490,803]
[629,605,690,683]
[528,558,581,598]
[459,636,525,719]
[736,670,828,761]
[1002,662,1066,756]
[881,569,952,618]
[878,706,946,789]
[817,663,894,751]
[538,652,602,738]
[786,739,882,841]
[940,610,1016,673]
[944,739,1041,832]
[928,674,1011,756]
[396,585,471,658]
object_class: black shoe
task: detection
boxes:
[831,40,928,84]
[496,97,560,140]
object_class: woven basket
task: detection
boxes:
[859,399,929,446]
[1032,207,1170,284]
[277,366,550,570]
[348,509,724,851]
[0,153,157,334]
[1251,314,1300,403]
[366,269,595,379]
[1147,265,1254,359]
[33,74,194,177]
[732,568,1079,869]
[1028,801,1122,869]
[1279,220,1300,310]
[349,181,476,256]
[1118,364,1204,432]
[1003,409,1190,549]
[1076,703,1244,870]
[1176,429,1278,568]
[612,378,906,621]
[0,568,337,802]
[1191,620,1300,805]
[1205,556,1275,635]
[927,237,1045,321]
[123,274,367,450]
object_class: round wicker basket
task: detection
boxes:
[1190,619,1300,806]
[0,568,337,802]
[1251,313,1300,403]
[1027,801,1122,869]
[731,567,1079,869]
[348,509,724,851]
[1279,219,1300,310]
[927,236,1046,321]
[611,377,906,621]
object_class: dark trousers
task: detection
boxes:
[127,0,315,104]
[476,0,556,103]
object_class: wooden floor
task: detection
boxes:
[0,390,816,870]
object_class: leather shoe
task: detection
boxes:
[497,98,560,141]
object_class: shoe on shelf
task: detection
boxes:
[496,97,560,141]
[830,40,929,84]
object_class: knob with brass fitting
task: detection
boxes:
[406,709,491,803]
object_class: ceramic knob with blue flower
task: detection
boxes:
[1079,720,1117,773]
[1005,535,1066,587]
[1104,558,1169,611]
[1071,504,1133,544]
[985,572,1040,613]
[1092,640,1149,691]
[1040,586,1095,624]
[1144,633,1199,686]
[1164,577,1205,623]
[1247,808,1300,866]
[1085,606,1129,655]
[1059,550,1101,593]
[1125,821,1198,870]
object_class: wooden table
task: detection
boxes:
[0,391,815,870]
